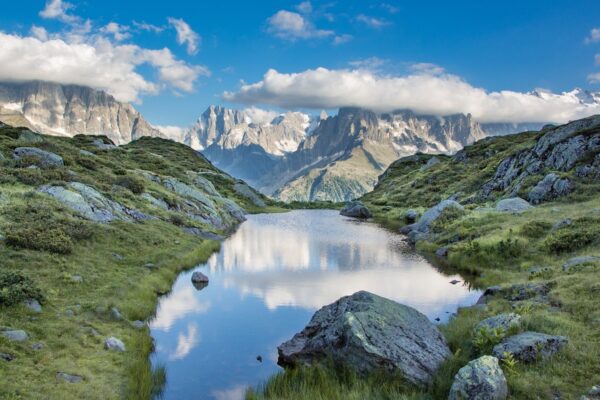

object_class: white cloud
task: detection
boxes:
[267,10,334,41]
[333,34,353,45]
[243,107,279,124]
[170,323,200,360]
[0,32,208,103]
[153,125,186,141]
[133,21,165,33]
[30,26,49,41]
[585,28,600,44]
[296,1,313,14]
[589,72,600,84]
[349,57,387,71]
[223,67,600,123]
[356,14,389,29]
[409,62,445,75]
[380,3,400,14]
[168,17,200,55]
[39,0,78,24]
[100,22,131,42]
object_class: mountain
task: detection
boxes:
[0,80,162,144]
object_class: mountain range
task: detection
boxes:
[2,80,600,202]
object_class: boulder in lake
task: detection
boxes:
[277,291,451,386]
[448,356,508,400]
[13,147,64,168]
[492,331,567,363]
[340,201,372,219]
[496,198,532,213]
[191,271,209,284]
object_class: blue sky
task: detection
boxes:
[1,0,600,126]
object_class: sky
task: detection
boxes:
[1,0,600,128]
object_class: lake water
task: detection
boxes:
[150,210,481,400]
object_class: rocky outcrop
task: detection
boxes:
[496,198,532,213]
[528,173,572,204]
[233,182,266,208]
[13,147,64,168]
[277,291,450,386]
[401,200,463,242]
[448,356,508,400]
[492,331,567,362]
[562,256,600,271]
[340,201,372,219]
[475,313,521,334]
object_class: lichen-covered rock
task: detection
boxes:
[475,313,521,334]
[141,192,169,210]
[496,197,532,213]
[340,201,372,219]
[277,291,451,386]
[104,336,125,352]
[528,173,572,204]
[234,182,266,208]
[562,256,600,272]
[492,331,567,363]
[13,147,64,168]
[449,356,508,400]
[18,130,44,143]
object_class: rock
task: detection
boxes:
[190,173,222,197]
[184,227,225,241]
[1,329,28,342]
[131,320,145,329]
[79,149,95,157]
[476,286,502,304]
[141,193,169,210]
[233,182,266,208]
[448,356,508,400]
[31,342,44,350]
[64,309,74,317]
[496,197,532,213]
[404,209,419,223]
[436,247,448,257]
[528,173,573,204]
[412,200,463,234]
[18,130,44,143]
[104,336,126,352]
[0,352,14,362]
[475,313,521,334]
[219,198,247,223]
[24,299,42,313]
[110,307,123,320]
[450,279,461,285]
[57,372,83,383]
[13,147,64,168]
[529,266,552,276]
[581,385,600,400]
[144,262,157,270]
[71,275,83,283]
[92,138,117,150]
[562,256,600,272]
[277,291,451,386]
[420,157,440,171]
[340,201,372,219]
[552,218,572,230]
[112,253,124,261]
[399,224,414,234]
[256,355,263,363]
[191,271,209,284]
[492,331,567,363]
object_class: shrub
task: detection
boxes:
[6,226,74,254]
[0,270,43,306]
[76,156,98,171]
[169,213,186,227]
[544,218,600,254]
[519,220,552,238]
[115,175,145,194]
[430,207,467,233]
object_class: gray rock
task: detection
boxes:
[529,266,552,276]
[190,173,222,197]
[31,342,44,350]
[1,329,28,342]
[552,218,572,230]
[448,356,508,400]
[110,307,123,320]
[219,198,247,223]
[340,201,372,219]
[191,271,209,284]
[143,262,156,269]
[13,147,64,168]
[92,138,117,150]
[529,173,573,204]
[420,157,440,171]
[112,253,123,261]
[277,291,451,386]
[0,352,14,361]
[24,299,42,313]
[18,130,44,143]
[581,385,600,400]
[131,320,146,329]
[475,313,521,334]
[79,149,95,157]
[412,200,463,234]
[404,209,419,223]
[71,275,83,283]
[141,193,169,210]
[436,247,448,258]
[57,372,83,383]
[496,197,532,213]
[64,309,74,317]
[104,336,126,352]
[183,227,225,241]
[563,256,600,272]
[492,331,568,363]
[233,182,266,208]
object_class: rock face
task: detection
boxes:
[492,331,568,362]
[448,356,508,400]
[340,201,372,219]
[528,173,572,204]
[277,291,451,386]
[496,198,532,213]
[0,81,162,144]
[581,385,600,400]
[233,182,266,208]
[13,147,64,168]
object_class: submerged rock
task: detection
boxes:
[340,201,372,219]
[449,356,508,400]
[492,331,567,363]
[13,147,64,168]
[277,291,451,386]
[191,271,209,284]
[496,197,532,213]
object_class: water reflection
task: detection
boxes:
[151,210,481,400]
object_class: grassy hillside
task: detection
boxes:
[0,124,277,399]
[250,117,600,399]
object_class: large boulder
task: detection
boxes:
[407,200,464,235]
[448,356,508,400]
[492,331,567,363]
[13,147,63,168]
[528,173,572,204]
[475,313,521,334]
[496,197,532,213]
[340,201,372,219]
[277,291,451,386]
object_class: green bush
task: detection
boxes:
[76,156,98,170]
[0,270,43,306]
[519,220,552,238]
[6,226,74,254]
[115,175,145,194]
[169,213,186,227]
[544,218,600,254]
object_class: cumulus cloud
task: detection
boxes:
[585,28,600,44]
[223,67,600,123]
[153,125,187,141]
[168,17,200,55]
[348,57,387,71]
[0,32,208,103]
[267,10,334,41]
[133,21,165,33]
[296,1,313,14]
[409,62,445,75]
[39,0,78,23]
[333,34,353,45]
[100,22,131,41]
[356,14,389,29]
[30,26,49,41]
[243,106,279,124]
